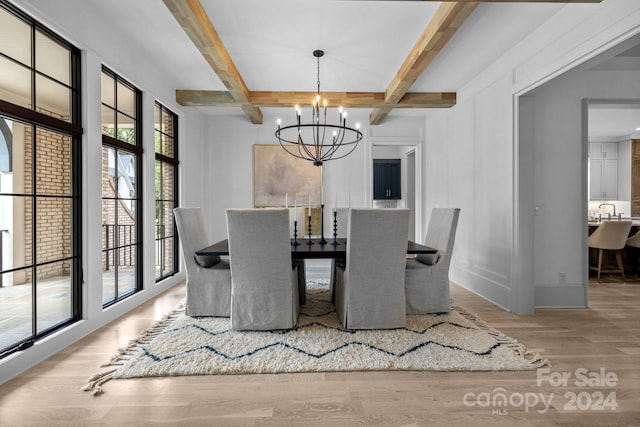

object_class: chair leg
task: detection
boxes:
[596,249,603,282]
[615,250,626,282]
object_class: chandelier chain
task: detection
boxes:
[317,54,321,95]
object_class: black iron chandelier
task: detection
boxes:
[275,50,363,167]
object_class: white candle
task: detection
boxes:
[308,194,311,216]
[321,185,324,205]
[285,193,288,208]
[334,192,337,213]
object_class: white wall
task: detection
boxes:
[203,111,425,241]
[1,0,206,384]
[425,75,514,311]
[424,0,640,313]
[527,68,640,307]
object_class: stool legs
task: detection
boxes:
[615,250,626,282]
[591,248,626,282]
[597,249,603,282]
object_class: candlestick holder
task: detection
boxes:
[318,204,328,245]
[331,210,340,246]
[292,219,300,246]
[307,214,314,245]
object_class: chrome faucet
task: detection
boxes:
[599,203,616,217]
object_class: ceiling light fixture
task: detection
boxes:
[275,50,362,167]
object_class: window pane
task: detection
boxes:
[162,135,174,158]
[161,110,174,136]
[35,129,72,196]
[35,30,70,84]
[35,75,71,121]
[101,105,115,137]
[0,7,31,66]
[102,146,115,197]
[157,237,174,279]
[154,130,162,154]
[117,113,135,145]
[35,197,71,263]
[0,267,33,351]
[0,195,33,272]
[116,81,135,116]
[101,253,115,304]
[102,199,116,253]
[154,103,161,131]
[1,118,31,180]
[101,72,114,108]
[117,151,136,199]
[118,246,137,296]
[161,161,174,200]
[0,56,31,109]
[162,201,175,233]
[36,260,72,334]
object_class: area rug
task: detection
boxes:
[83,281,548,395]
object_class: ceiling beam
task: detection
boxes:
[176,90,457,109]
[162,0,263,124]
[370,1,478,125]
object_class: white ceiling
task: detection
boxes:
[14,0,640,123]
[589,104,640,140]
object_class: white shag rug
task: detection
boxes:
[83,281,548,395]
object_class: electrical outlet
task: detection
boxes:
[559,272,567,284]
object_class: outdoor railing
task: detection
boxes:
[103,224,135,270]
[102,224,172,272]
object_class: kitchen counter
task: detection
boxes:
[588,218,640,226]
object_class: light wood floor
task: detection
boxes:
[1,277,639,426]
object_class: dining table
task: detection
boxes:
[196,238,437,262]
[197,237,437,304]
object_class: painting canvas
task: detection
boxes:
[254,144,322,208]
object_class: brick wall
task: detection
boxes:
[23,122,72,281]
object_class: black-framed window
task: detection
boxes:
[101,66,142,307]
[154,102,178,282]
[0,0,82,359]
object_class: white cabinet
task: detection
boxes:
[590,142,620,200]
[590,158,618,200]
[590,142,618,160]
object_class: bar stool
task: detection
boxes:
[625,230,640,276]
[588,221,632,282]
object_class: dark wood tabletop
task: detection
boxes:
[196,238,436,260]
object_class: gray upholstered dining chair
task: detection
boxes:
[405,207,460,314]
[226,208,301,330]
[333,208,410,329]
[174,207,231,317]
[589,220,632,282]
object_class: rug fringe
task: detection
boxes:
[80,369,116,396]
[81,303,185,395]
[452,304,550,369]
